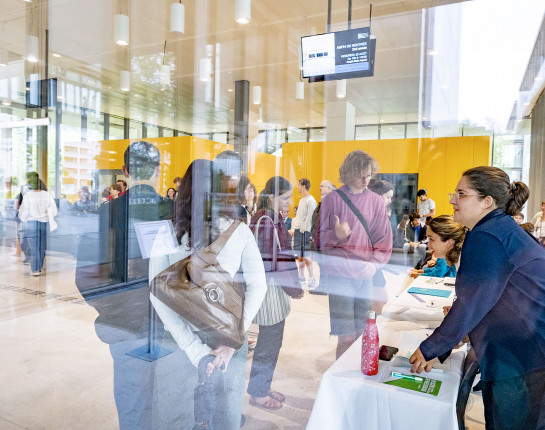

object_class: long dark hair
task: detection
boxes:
[174,159,212,249]
[257,176,292,211]
[236,175,257,207]
[462,166,529,216]
[368,179,394,196]
[175,154,242,249]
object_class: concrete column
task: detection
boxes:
[234,80,249,173]
[325,100,356,141]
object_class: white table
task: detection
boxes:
[307,276,464,430]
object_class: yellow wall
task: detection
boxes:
[88,135,490,217]
[281,136,491,217]
[93,136,234,196]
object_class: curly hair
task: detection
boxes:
[428,215,466,266]
[339,150,379,185]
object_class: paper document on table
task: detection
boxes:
[384,373,442,396]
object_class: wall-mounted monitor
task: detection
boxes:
[301,27,376,82]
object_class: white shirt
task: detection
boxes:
[149,217,267,367]
[417,198,435,217]
[292,195,317,232]
[18,190,58,223]
[532,212,545,238]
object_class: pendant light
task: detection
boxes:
[160,41,170,87]
[114,14,129,46]
[336,79,346,98]
[120,70,131,91]
[26,35,39,63]
[252,85,261,105]
[170,2,185,33]
[296,81,304,100]
[235,0,251,24]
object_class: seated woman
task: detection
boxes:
[411,215,465,278]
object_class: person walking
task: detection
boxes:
[18,172,57,276]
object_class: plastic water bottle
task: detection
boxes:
[361,310,379,375]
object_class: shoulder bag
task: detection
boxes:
[150,220,245,349]
[335,189,387,287]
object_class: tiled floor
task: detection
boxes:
[0,246,485,429]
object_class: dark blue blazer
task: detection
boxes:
[420,209,545,381]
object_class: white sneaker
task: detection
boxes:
[31,271,40,276]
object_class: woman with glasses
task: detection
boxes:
[409,166,545,430]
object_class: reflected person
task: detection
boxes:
[75,141,173,430]
[149,158,267,429]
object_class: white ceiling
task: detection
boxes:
[0,0,468,133]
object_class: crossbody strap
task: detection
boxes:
[207,219,242,255]
[335,188,375,248]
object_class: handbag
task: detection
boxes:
[150,220,245,349]
[254,214,302,298]
[335,189,387,287]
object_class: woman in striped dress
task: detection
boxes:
[247,176,304,410]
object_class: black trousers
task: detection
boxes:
[482,367,545,430]
[247,319,286,398]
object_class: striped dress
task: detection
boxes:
[250,209,300,326]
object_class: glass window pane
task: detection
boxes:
[355,125,379,140]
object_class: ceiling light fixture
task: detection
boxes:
[52,53,61,58]
[336,79,346,98]
[252,85,261,104]
[258,107,263,122]
[170,2,185,33]
[428,50,438,56]
[26,35,39,62]
[114,14,129,46]
[120,70,130,91]
[296,81,304,100]
[235,0,251,24]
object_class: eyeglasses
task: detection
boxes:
[448,192,485,203]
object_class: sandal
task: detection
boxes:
[268,390,285,402]
[249,396,283,410]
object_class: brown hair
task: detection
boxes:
[339,150,379,185]
[462,166,529,216]
[428,215,466,266]
[110,183,122,193]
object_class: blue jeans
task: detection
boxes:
[23,221,48,272]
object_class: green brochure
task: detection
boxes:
[384,375,442,396]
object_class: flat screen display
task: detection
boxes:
[301,27,376,82]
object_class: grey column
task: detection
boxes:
[234,80,249,174]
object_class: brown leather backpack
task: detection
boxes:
[150,220,245,349]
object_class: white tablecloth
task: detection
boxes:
[307,276,464,430]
